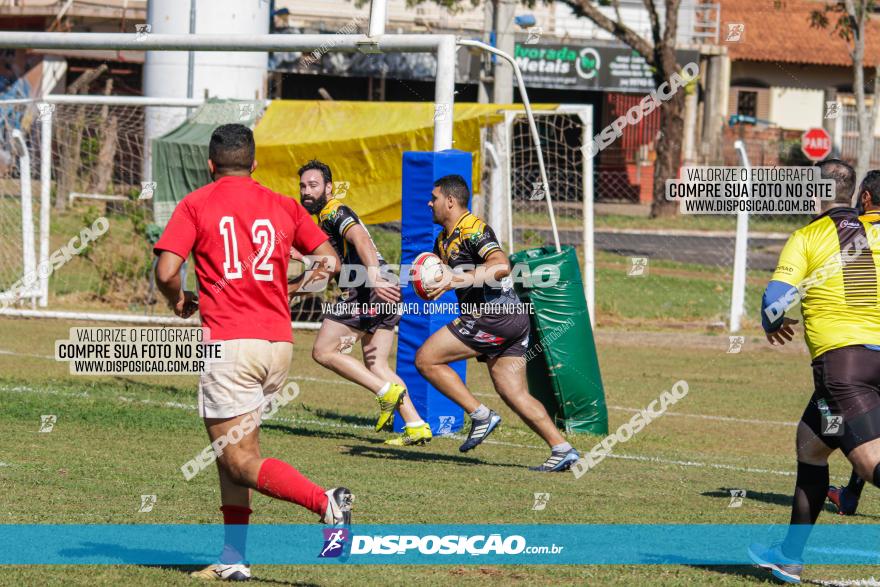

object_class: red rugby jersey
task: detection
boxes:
[154,175,327,341]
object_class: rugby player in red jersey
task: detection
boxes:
[154,124,351,581]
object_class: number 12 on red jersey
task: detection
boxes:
[219,216,277,281]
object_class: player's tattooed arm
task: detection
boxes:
[155,251,199,318]
[345,224,401,304]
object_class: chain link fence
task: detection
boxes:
[0,100,332,321]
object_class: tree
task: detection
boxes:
[558,0,687,217]
[405,0,690,216]
[55,64,108,211]
[811,0,879,183]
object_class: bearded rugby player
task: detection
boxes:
[296,160,432,446]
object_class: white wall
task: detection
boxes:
[144,0,269,102]
[142,0,270,179]
[769,88,824,131]
[732,60,880,136]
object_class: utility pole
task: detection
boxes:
[477,0,494,103]
[493,0,515,104]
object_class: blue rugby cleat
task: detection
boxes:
[827,485,859,516]
[748,542,803,584]
[529,448,581,472]
[459,411,501,452]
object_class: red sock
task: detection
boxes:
[256,458,328,515]
[219,505,251,563]
[221,504,252,525]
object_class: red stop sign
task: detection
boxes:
[801,127,832,161]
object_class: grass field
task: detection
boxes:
[1,316,878,586]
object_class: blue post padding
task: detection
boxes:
[395,150,472,434]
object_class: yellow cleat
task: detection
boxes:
[375,383,406,432]
[384,423,433,446]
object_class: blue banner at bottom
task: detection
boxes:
[1,524,879,565]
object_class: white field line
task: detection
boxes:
[806,578,880,587]
[0,349,797,426]
[0,348,55,360]
[607,405,797,427]
[0,381,800,479]
[475,390,799,427]
[0,348,802,427]
[1,348,799,428]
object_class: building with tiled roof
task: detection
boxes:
[716,0,879,164]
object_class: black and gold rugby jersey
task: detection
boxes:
[317,198,385,268]
[317,198,386,300]
[433,211,519,307]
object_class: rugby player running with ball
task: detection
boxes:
[415,174,580,471]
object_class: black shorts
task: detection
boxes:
[446,309,530,363]
[322,288,401,334]
[801,345,880,454]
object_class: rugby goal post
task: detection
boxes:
[0,127,41,308]
[486,105,595,325]
[0,95,204,320]
[0,32,564,326]
[729,139,750,333]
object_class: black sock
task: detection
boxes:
[782,461,829,560]
[847,470,866,499]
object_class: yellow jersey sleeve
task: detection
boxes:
[772,231,809,287]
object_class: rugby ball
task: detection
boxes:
[412,252,444,301]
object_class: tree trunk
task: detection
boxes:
[651,94,686,217]
[651,50,686,218]
[55,106,87,212]
[91,78,117,194]
[53,64,109,211]
[848,0,871,183]
[92,115,118,194]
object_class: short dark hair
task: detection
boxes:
[209,124,255,173]
[817,158,856,204]
[433,174,470,207]
[859,169,880,205]
[298,159,332,184]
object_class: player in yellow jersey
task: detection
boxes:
[749,162,880,583]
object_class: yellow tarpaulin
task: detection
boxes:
[253,100,559,224]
